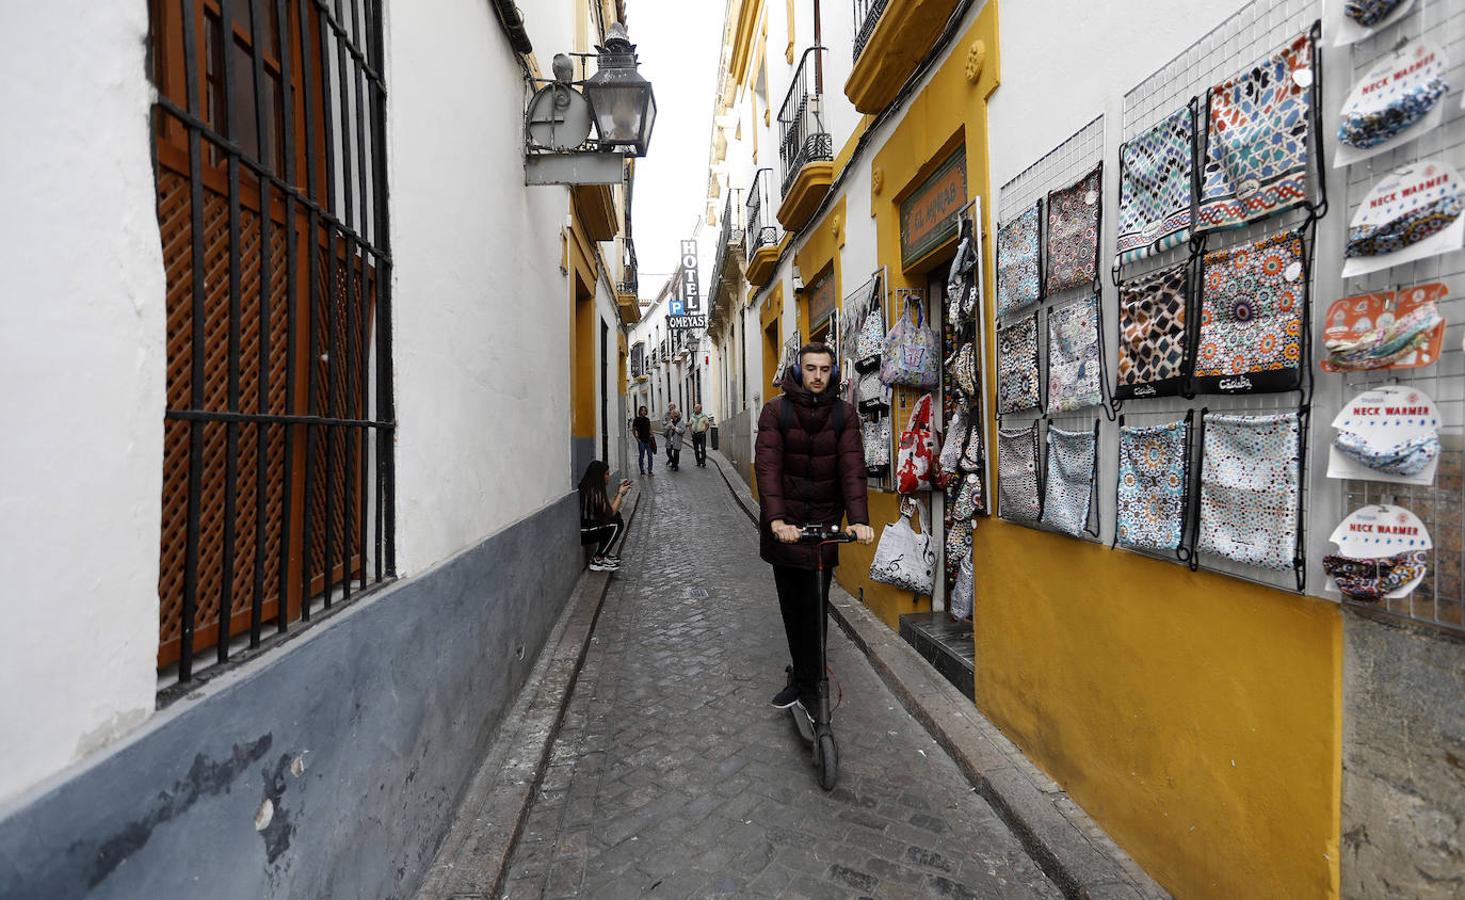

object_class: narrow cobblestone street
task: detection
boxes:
[500,459,1059,898]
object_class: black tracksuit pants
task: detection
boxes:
[772,564,832,698]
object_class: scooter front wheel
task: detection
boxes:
[815,732,839,791]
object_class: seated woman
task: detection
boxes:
[579,460,632,572]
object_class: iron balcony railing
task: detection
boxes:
[744,168,781,259]
[618,237,639,296]
[778,47,833,196]
[721,187,744,248]
[853,0,890,61]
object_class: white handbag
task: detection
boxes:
[869,501,936,595]
[950,543,974,620]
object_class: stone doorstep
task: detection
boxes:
[706,449,1171,900]
[414,492,643,900]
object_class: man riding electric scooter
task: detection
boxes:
[754,342,873,789]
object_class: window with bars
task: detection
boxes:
[148,0,394,688]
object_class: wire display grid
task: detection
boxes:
[1333,0,1465,631]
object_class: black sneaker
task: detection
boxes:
[798,695,820,721]
[770,682,801,709]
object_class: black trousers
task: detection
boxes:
[581,513,625,557]
[668,447,681,469]
[772,564,832,696]
[691,432,707,465]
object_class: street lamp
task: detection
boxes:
[582,23,657,157]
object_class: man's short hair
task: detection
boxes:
[798,341,836,366]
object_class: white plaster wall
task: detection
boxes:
[0,2,165,804]
[388,0,575,575]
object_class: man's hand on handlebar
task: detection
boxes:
[848,524,875,545]
[771,520,802,544]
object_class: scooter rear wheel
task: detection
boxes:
[815,732,839,791]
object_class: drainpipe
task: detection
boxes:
[490,0,534,55]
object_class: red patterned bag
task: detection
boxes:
[895,393,939,494]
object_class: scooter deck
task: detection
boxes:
[790,703,815,743]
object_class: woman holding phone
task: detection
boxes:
[579,460,633,572]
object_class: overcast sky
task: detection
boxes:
[626,0,723,292]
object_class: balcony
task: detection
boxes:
[616,238,641,324]
[775,47,835,232]
[744,168,782,288]
[708,188,745,333]
[845,0,960,114]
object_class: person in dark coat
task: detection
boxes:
[754,341,873,713]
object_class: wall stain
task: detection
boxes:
[81,733,274,887]
[259,754,296,863]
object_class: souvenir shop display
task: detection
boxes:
[996,202,1042,317]
[948,341,980,402]
[869,500,936,595]
[950,544,975,620]
[1197,30,1318,233]
[997,422,1042,523]
[1115,415,1191,553]
[944,518,972,585]
[1040,423,1099,537]
[880,295,940,388]
[997,314,1042,415]
[1335,40,1449,166]
[946,215,981,325]
[862,413,891,470]
[1342,160,1464,276]
[1045,166,1103,295]
[1116,262,1190,400]
[1324,504,1432,602]
[857,368,891,412]
[1116,106,1196,265]
[855,293,886,362]
[895,393,939,494]
[1197,411,1302,573]
[1327,385,1441,485]
[1194,229,1308,394]
[1329,0,1415,46]
[1320,283,1446,372]
[1047,294,1105,412]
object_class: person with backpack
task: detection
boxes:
[754,342,873,713]
[579,460,632,572]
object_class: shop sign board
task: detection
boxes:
[807,267,837,332]
[680,238,701,312]
[668,314,707,329]
[900,147,967,269]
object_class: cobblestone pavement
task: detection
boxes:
[500,464,1059,899]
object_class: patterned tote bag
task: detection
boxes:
[1116,106,1195,266]
[1047,295,1103,412]
[1194,229,1305,394]
[1197,31,1315,233]
[996,202,1042,316]
[1045,166,1102,296]
[1116,262,1190,400]
[997,314,1042,415]
[1116,416,1190,553]
[1041,424,1098,537]
[1197,412,1301,571]
[997,423,1041,523]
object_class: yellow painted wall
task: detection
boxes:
[794,196,846,342]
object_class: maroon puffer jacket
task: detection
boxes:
[754,370,870,569]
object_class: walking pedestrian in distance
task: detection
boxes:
[663,409,687,471]
[662,404,679,467]
[754,342,873,714]
[688,404,712,468]
[632,406,655,476]
[579,460,632,572]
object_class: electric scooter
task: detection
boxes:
[786,524,856,791]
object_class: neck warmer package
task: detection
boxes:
[1117,262,1190,400]
[1345,0,1408,28]
[996,203,1043,317]
[1041,424,1098,537]
[1194,229,1306,394]
[1323,299,1443,370]
[1346,162,1463,259]
[1198,32,1315,233]
[997,314,1042,414]
[1197,412,1301,571]
[1117,107,1195,265]
[1116,418,1190,552]
[1047,294,1104,412]
[1333,429,1440,477]
[997,423,1042,523]
[1045,166,1102,296]
[1338,42,1449,150]
[1323,549,1428,601]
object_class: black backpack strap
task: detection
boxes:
[779,395,795,437]
[832,399,845,438]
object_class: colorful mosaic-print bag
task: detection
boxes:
[1041,424,1097,537]
[997,315,1041,415]
[1116,262,1189,400]
[1045,167,1102,295]
[1197,412,1300,571]
[1197,32,1314,233]
[1116,417,1190,553]
[1194,229,1305,394]
[1047,295,1103,412]
[997,423,1041,523]
[996,202,1042,317]
[1117,106,1194,265]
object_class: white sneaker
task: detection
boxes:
[589,558,619,572]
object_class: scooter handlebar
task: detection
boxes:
[796,525,858,544]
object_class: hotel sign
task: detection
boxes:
[899,148,967,269]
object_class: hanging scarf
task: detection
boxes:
[1117,262,1189,399]
[1117,106,1194,265]
[1339,73,1448,150]
[1333,429,1440,477]
[1116,418,1189,552]
[1344,0,1407,27]
[996,203,1042,316]
[1346,190,1462,258]
[1041,425,1097,537]
[1197,412,1300,571]
[1323,549,1428,601]
[1047,294,1103,412]
[997,316,1042,414]
[1323,301,1443,370]
[997,423,1041,522]
[1045,167,1102,295]
[1194,229,1305,392]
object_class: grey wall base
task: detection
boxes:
[0,493,582,900]
[571,435,596,489]
[1342,607,1465,899]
